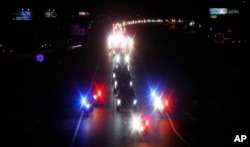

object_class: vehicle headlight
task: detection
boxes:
[129,38,134,48]
[154,97,164,110]
[131,116,141,131]
[115,55,120,63]
[130,81,132,86]
[125,54,130,63]
[131,114,146,132]
[117,99,121,106]
[133,99,137,105]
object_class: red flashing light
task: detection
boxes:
[165,100,169,106]
[98,90,102,97]
[93,82,106,104]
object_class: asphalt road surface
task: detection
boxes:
[1,22,249,147]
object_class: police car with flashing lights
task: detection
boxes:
[151,92,170,119]
[80,96,94,116]
[130,113,150,136]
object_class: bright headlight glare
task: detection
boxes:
[116,55,120,62]
[107,36,112,45]
[131,116,141,130]
[140,126,144,131]
[133,99,137,105]
[117,99,121,105]
[125,54,129,63]
[129,38,134,47]
[154,97,164,110]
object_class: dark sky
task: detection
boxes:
[1,0,208,11]
[1,0,246,18]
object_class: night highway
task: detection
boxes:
[1,3,249,147]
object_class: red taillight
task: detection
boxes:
[145,120,149,126]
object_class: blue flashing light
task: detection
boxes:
[36,54,44,62]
